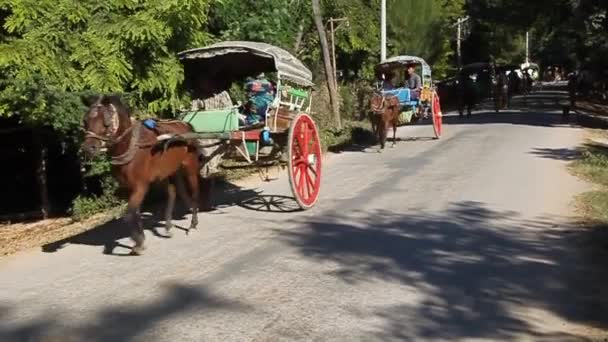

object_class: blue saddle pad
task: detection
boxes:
[381,88,411,104]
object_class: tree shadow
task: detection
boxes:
[529,147,582,161]
[278,202,608,340]
[0,282,251,342]
[437,110,575,128]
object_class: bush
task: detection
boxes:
[71,176,125,221]
[70,156,125,221]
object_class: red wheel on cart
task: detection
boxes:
[431,90,443,139]
[287,113,322,210]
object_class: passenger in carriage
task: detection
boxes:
[405,64,422,101]
[381,72,396,90]
[241,72,275,125]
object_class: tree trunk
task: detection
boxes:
[35,132,50,219]
[293,22,305,52]
[311,0,341,129]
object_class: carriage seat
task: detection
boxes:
[381,87,419,107]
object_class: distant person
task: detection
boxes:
[567,71,578,107]
[457,72,475,117]
[507,71,521,104]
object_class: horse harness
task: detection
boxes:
[85,104,180,165]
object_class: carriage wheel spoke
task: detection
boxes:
[305,169,315,194]
[298,165,308,199]
[296,124,307,156]
[307,164,318,177]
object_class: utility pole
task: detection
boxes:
[452,16,470,68]
[525,31,529,65]
[327,17,348,91]
[380,0,386,62]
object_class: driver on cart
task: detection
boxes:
[240,72,275,126]
[405,64,422,100]
[405,63,425,118]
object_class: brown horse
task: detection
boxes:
[370,93,400,150]
[82,95,202,255]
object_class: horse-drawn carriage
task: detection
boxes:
[174,41,322,209]
[371,55,443,147]
[81,41,322,255]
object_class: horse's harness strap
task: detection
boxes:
[371,95,386,113]
[110,122,144,165]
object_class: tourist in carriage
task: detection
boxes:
[240,72,275,125]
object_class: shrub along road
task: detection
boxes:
[2,90,608,341]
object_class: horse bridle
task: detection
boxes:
[84,103,133,147]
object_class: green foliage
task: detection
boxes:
[464,0,607,71]
[387,0,464,78]
[71,175,124,221]
[70,154,124,221]
[209,0,309,50]
[0,0,213,130]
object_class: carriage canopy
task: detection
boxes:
[178,41,314,88]
[375,55,432,81]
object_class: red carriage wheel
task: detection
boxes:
[287,113,322,210]
[431,90,443,139]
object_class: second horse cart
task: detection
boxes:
[375,55,443,139]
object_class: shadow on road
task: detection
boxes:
[279,201,608,340]
[433,110,575,128]
[0,282,250,342]
[41,178,300,256]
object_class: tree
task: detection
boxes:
[312,0,341,128]
[388,0,464,77]
[0,0,213,137]
[209,0,310,52]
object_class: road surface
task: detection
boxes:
[2,92,608,341]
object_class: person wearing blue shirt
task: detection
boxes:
[243,73,274,125]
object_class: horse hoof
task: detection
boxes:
[131,246,146,256]
[165,229,173,238]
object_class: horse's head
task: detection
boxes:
[370,93,386,113]
[81,95,130,157]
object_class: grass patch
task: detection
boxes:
[571,143,608,186]
[571,139,608,226]
[577,191,608,225]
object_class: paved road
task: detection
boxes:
[2,92,608,341]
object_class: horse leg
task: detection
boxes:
[391,120,397,148]
[378,119,386,150]
[164,177,177,238]
[126,183,149,255]
[183,157,200,232]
